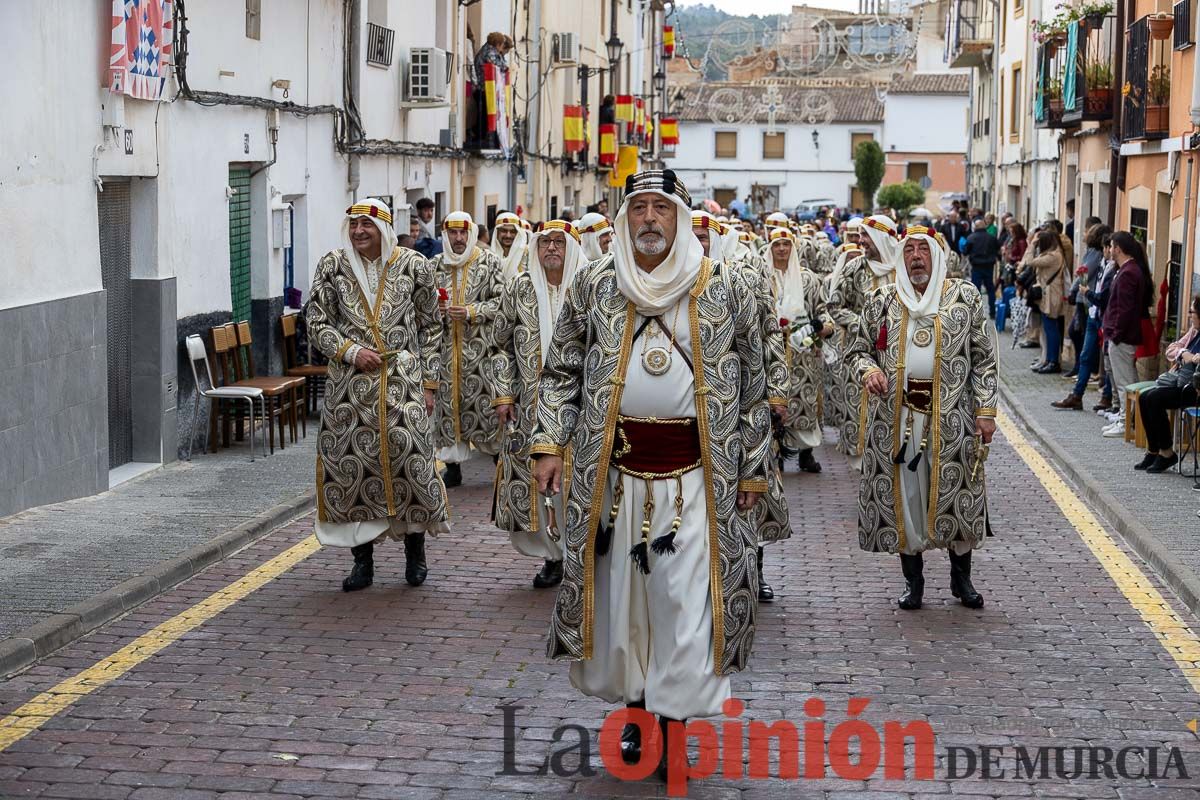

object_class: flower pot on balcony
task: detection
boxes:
[1085,87,1113,114]
[1148,14,1174,40]
[1085,12,1106,29]
[1051,31,1068,47]
[1146,103,1169,133]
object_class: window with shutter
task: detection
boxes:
[762,132,786,159]
[715,131,738,159]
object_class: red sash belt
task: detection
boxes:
[611,415,702,478]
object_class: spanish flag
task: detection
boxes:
[563,105,585,153]
[634,99,645,138]
[660,117,679,147]
[608,145,639,187]
[616,94,634,124]
[598,123,617,167]
[663,26,675,59]
[483,63,499,133]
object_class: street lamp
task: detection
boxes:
[653,69,666,96]
[606,34,624,67]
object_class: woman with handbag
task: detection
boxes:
[1134,297,1200,473]
[1023,230,1067,373]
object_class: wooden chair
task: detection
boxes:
[1124,380,1158,447]
[230,322,306,449]
[280,313,326,416]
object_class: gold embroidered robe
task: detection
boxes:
[307,247,448,527]
[430,247,505,455]
[530,256,772,675]
[771,268,834,451]
[844,280,999,554]
[827,255,894,460]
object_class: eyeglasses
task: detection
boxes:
[538,239,566,251]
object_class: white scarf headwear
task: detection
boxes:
[613,189,703,315]
[440,211,479,267]
[691,211,724,264]
[861,214,900,279]
[341,198,399,313]
[893,225,947,319]
[577,212,612,261]
[527,221,583,364]
[767,229,808,323]
[489,212,529,280]
[765,211,790,231]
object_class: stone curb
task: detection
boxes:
[998,378,1200,617]
[0,490,316,679]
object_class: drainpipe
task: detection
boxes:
[988,0,1000,211]
[1181,157,1194,318]
[449,0,461,215]
[527,0,543,214]
[1108,0,1125,225]
[347,0,362,196]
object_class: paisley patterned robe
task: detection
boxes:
[827,255,894,461]
[770,268,834,451]
[844,280,999,554]
[530,256,772,675]
[430,247,505,456]
[729,255,791,545]
[307,247,448,528]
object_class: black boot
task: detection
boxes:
[620,700,646,765]
[442,462,462,488]
[757,546,774,602]
[897,553,924,610]
[404,533,428,586]
[948,549,984,609]
[342,542,374,592]
[656,716,690,786]
[798,448,822,473]
[532,559,563,588]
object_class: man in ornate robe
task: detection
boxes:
[846,225,997,611]
[531,170,771,785]
[578,212,614,262]
[822,242,864,431]
[491,220,584,589]
[827,214,900,470]
[489,211,529,281]
[694,212,791,602]
[766,228,834,474]
[430,211,505,487]
[307,199,449,591]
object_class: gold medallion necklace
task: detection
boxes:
[642,300,682,376]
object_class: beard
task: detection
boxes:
[634,229,668,256]
[909,270,930,287]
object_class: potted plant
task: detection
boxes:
[1045,76,1065,119]
[1146,63,1171,133]
[1085,61,1114,114]
[1081,0,1113,29]
[1033,20,1064,57]
[1148,12,1174,40]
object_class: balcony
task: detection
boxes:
[1061,15,1118,125]
[1122,15,1172,141]
[1034,41,1079,130]
[1175,0,1195,49]
[947,0,996,69]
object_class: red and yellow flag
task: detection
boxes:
[608,145,639,187]
[663,26,675,59]
[483,63,499,132]
[634,98,645,137]
[598,123,617,167]
[563,105,585,153]
[616,94,634,124]
[660,117,679,147]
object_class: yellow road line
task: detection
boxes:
[999,412,1200,693]
[0,535,321,753]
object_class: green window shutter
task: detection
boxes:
[228,167,252,323]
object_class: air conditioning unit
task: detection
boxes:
[404,47,450,105]
[553,32,579,64]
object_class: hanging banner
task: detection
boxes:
[608,145,640,187]
[663,25,675,59]
[563,105,585,153]
[616,95,634,124]
[635,99,646,138]
[660,117,679,147]
[598,123,618,167]
[110,0,174,101]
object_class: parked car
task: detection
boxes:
[793,199,838,221]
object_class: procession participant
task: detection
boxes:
[531,170,772,784]
[765,210,791,232]
[827,214,900,470]
[578,211,614,261]
[846,225,997,610]
[842,218,863,246]
[491,221,584,588]
[767,228,834,474]
[430,211,506,487]
[307,199,449,591]
[811,231,837,275]
[489,211,530,281]
[698,213,792,601]
[822,241,864,430]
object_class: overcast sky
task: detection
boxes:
[673,0,863,15]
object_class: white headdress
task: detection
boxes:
[341,198,399,313]
[489,212,529,280]
[893,225,947,319]
[527,221,584,364]
[612,171,703,316]
[440,211,479,268]
[577,212,613,261]
[767,228,808,323]
[860,214,900,279]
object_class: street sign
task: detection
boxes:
[919,175,933,190]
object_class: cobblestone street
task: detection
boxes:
[3,411,1200,798]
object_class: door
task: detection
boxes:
[713,188,737,209]
[98,181,133,469]
[228,167,252,323]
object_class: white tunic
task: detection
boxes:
[568,296,732,720]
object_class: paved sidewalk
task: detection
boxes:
[996,330,1200,600]
[0,429,316,642]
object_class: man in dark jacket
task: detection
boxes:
[963,219,1000,318]
[937,211,970,255]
